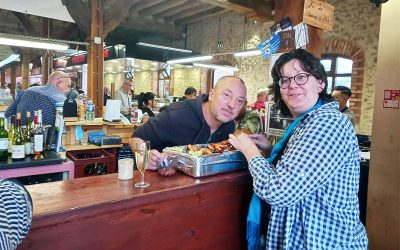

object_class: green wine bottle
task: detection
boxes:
[11,112,25,161]
[0,116,9,161]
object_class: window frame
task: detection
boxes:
[321,54,353,91]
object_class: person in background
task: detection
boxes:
[138,92,157,117]
[331,85,356,127]
[234,101,263,135]
[0,179,33,250]
[114,78,133,119]
[249,88,269,111]
[5,71,70,125]
[229,49,367,249]
[130,76,247,170]
[64,81,79,100]
[181,86,197,100]
[104,86,111,106]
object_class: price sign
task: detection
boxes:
[303,0,334,31]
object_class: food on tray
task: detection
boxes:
[187,140,236,155]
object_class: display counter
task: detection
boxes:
[19,170,252,250]
[63,118,138,145]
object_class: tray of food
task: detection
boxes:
[162,141,247,177]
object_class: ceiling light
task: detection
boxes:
[0,34,68,50]
[167,55,212,64]
[193,63,239,71]
[0,54,20,68]
[234,50,261,57]
[137,42,192,53]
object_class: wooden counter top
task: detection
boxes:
[21,170,252,250]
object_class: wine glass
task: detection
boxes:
[134,140,151,188]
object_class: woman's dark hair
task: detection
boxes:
[138,92,156,109]
[269,49,333,116]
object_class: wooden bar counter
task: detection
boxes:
[20,170,252,250]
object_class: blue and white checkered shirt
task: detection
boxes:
[5,84,66,126]
[249,102,368,249]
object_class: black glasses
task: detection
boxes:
[278,73,312,89]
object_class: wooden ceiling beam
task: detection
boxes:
[152,1,204,21]
[164,4,218,23]
[130,0,166,16]
[198,0,254,13]
[12,11,39,36]
[139,0,188,17]
[177,9,230,25]
[103,0,141,35]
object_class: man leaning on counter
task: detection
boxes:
[129,76,247,170]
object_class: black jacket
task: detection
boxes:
[132,94,235,151]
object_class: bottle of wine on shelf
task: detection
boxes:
[11,112,25,161]
[7,115,15,154]
[0,116,9,161]
[33,110,45,160]
[24,111,34,156]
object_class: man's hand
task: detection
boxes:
[147,149,161,170]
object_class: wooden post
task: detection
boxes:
[10,65,16,97]
[21,48,30,90]
[0,70,5,88]
[88,0,104,117]
[274,0,323,58]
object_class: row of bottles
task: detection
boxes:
[77,94,95,121]
[0,110,45,162]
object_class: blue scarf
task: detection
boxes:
[246,100,324,250]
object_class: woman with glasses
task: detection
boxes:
[229,49,368,249]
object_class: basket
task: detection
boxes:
[67,149,116,178]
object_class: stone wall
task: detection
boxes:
[186,1,381,135]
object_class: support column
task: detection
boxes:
[274,0,323,57]
[88,0,104,117]
[21,48,30,89]
[10,65,16,98]
[0,70,5,88]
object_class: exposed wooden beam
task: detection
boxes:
[62,0,90,35]
[152,1,204,21]
[177,9,230,25]
[139,0,188,17]
[199,0,254,13]
[118,16,183,38]
[164,4,217,23]
[103,0,141,36]
[12,11,38,36]
[130,0,166,15]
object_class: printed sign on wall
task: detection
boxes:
[383,89,400,109]
[303,0,334,31]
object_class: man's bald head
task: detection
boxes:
[48,71,71,93]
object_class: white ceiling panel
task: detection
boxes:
[0,0,74,23]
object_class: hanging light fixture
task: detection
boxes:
[234,49,261,57]
[136,42,192,53]
[167,55,212,64]
[193,63,239,71]
[0,33,76,51]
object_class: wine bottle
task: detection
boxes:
[11,112,25,161]
[24,111,34,156]
[0,116,9,161]
[7,115,16,154]
[33,110,45,160]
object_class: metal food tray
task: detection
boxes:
[163,144,247,177]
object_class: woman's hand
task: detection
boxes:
[229,133,262,161]
[248,133,273,152]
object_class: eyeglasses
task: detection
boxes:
[278,73,312,89]
[220,91,245,107]
[57,76,71,80]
